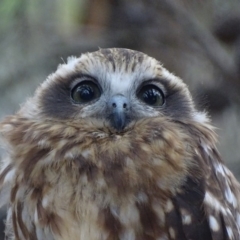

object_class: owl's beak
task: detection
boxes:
[108,95,130,132]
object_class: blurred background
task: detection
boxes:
[0,0,240,238]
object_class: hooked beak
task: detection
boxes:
[107,95,130,132]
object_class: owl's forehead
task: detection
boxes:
[66,48,164,92]
[78,48,160,74]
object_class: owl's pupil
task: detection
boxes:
[143,89,158,105]
[138,84,164,106]
[71,80,101,103]
[78,86,94,101]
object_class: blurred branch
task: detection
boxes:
[162,0,237,76]
[148,0,240,102]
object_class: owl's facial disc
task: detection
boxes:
[107,94,130,132]
[38,49,206,132]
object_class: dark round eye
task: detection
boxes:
[71,81,101,103]
[137,84,164,106]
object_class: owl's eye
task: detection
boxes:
[71,81,101,103]
[137,84,164,106]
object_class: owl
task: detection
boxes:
[0,48,240,240]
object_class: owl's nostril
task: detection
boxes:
[112,102,127,109]
[110,95,129,110]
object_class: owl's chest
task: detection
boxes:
[9,166,171,240]
[10,143,182,240]
[19,171,169,240]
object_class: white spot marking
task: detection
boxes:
[81,149,91,158]
[119,204,140,225]
[169,227,175,239]
[64,151,75,159]
[0,161,11,175]
[209,215,219,232]
[137,192,148,203]
[226,226,234,239]
[226,208,232,216]
[42,195,49,208]
[6,208,12,222]
[225,184,237,208]
[37,139,50,148]
[215,163,225,176]
[204,192,227,216]
[194,148,200,156]
[180,208,192,225]
[34,209,39,224]
[110,206,119,218]
[153,158,164,166]
[165,200,174,212]
[96,178,106,188]
[237,212,240,228]
[202,143,211,154]
[182,214,192,225]
[4,168,16,183]
[152,202,165,224]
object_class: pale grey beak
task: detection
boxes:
[108,94,130,132]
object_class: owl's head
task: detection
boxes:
[21,48,208,132]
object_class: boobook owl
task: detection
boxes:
[0,48,239,240]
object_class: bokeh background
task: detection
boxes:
[0,0,240,238]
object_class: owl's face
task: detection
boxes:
[21,48,207,132]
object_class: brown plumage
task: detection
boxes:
[0,48,240,240]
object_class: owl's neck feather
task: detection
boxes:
[0,115,219,239]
